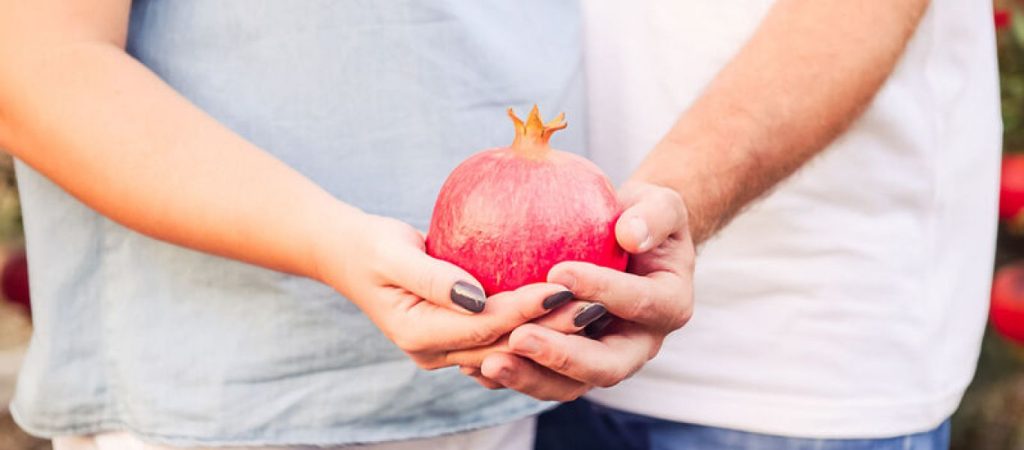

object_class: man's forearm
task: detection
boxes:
[631,0,929,244]
[0,24,360,280]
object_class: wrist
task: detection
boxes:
[302,196,370,289]
[628,130,730,246]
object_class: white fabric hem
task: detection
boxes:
[51,417,537,450]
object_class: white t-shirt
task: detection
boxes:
[583,0,1001,439]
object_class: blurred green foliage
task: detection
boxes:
[0,156,22,245]
[1001,9,1024,152]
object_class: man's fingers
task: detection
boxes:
[460,366,506,389]
[471,374,506,390]
[480,353,591,401]
[386,246,488,314]
[614,183,688,254]
[548,261,688,331]
[443,299,608,368]
[506,323,655,388]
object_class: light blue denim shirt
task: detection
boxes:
[11,0,584,446]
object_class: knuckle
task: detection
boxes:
[655,186,680,206]
[563,267,598,301]
[548,349,574,374]
[414,265,439,300]
[668,301,694,330]
[597,367,630,388]
[663,288,694,331]
[655,187,688,231]
[666,315,686,332]
[581,274,608,302]
[467,324,501,347]
[627,284,656,323]
[512,294,538,323]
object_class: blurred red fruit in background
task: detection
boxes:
[996,8,1012,30]
[2,247,30,315]
[1000,155,1024,221]
[992,263,1024,345]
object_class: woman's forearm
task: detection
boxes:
[0,39,359,280]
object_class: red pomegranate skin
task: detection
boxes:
[991,263,1024,345]
[426,107,628,295]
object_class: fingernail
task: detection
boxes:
[451,281,486,313]
[584,314,615,338]
[542,290,574,310]
[630,217,651,251]
[493,367,512,382]
[513,335,542,355]
[574,303,608,328]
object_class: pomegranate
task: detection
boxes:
[1000,155,1024,221]
[426,106,628,295]
[991,263,1024,345]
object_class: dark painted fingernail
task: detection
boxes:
[574,303,607,328]
[451,281,486,313]
[543,290,574,310]
[584,314,615,339]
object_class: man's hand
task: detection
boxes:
[315,211,581,370]
[448,181,694,400]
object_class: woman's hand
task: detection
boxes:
[313,209,574,370]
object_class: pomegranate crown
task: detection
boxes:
[507,105,567,158]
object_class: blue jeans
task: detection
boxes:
[535,399,950,450]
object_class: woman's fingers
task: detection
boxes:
[385,245,489,314]
[393,283,573,365]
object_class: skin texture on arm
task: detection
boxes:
[0,0,576,372]
[0,1,340,278]
[461,0,931,399]
[634,0,931,244]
